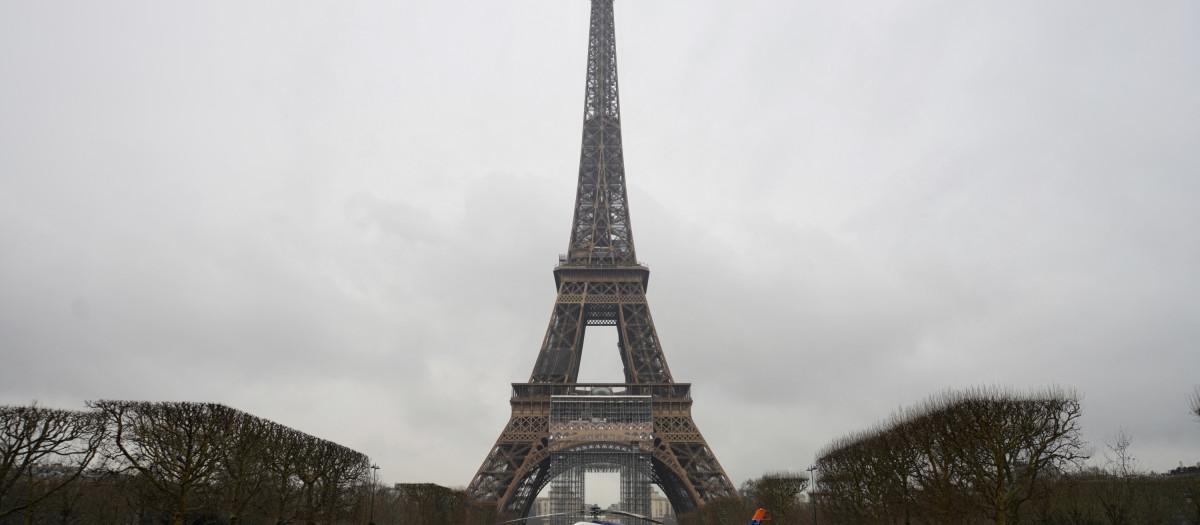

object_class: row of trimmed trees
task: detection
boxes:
[1,401,371,525]
[814,387,1088,525]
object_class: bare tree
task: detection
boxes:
[738,478,758,507]
[1027,468,1100,525]
[1091,428,1143,525]
[262,423,306,524]
[1190,386,1200,422]
[0,404,107,521]
[1102,428,1137,478]
[749,472,809,523]
[398,483,457,525]
[1176,474,1200,525]
[3,400,374,525]
[89,400,233,525]
[815,386,1088,525]
[869,421,922,524]
[391,483,513,525]
[818,416,958,525]
[283,428,370,524]
[313,440,369,524]
[933,387,1088,525]
[675,497,747,525]
[293,432,328,524]
[216,410,270,525]
[815,432,881,524]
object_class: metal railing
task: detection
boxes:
[512,383,690,400]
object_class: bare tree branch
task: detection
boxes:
[0,403,107,520]
[1190,386,1200,422]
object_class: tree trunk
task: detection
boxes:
[173,489,189,525]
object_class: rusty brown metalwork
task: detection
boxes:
[467,0,737,518]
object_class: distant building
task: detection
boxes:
[598,492,674,523]
[526,487,584,525]
[529,497,553,524]
[650,491,674,521]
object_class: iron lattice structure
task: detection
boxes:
[544,396,654,525]
[467,0,738,518]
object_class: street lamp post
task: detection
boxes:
[369,463,380,525]
[807,465,818,525]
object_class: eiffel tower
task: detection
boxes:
[467,0,738,518]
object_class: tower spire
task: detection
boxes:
[567,0,635,266]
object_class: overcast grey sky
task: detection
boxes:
[2,0,1198,493]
